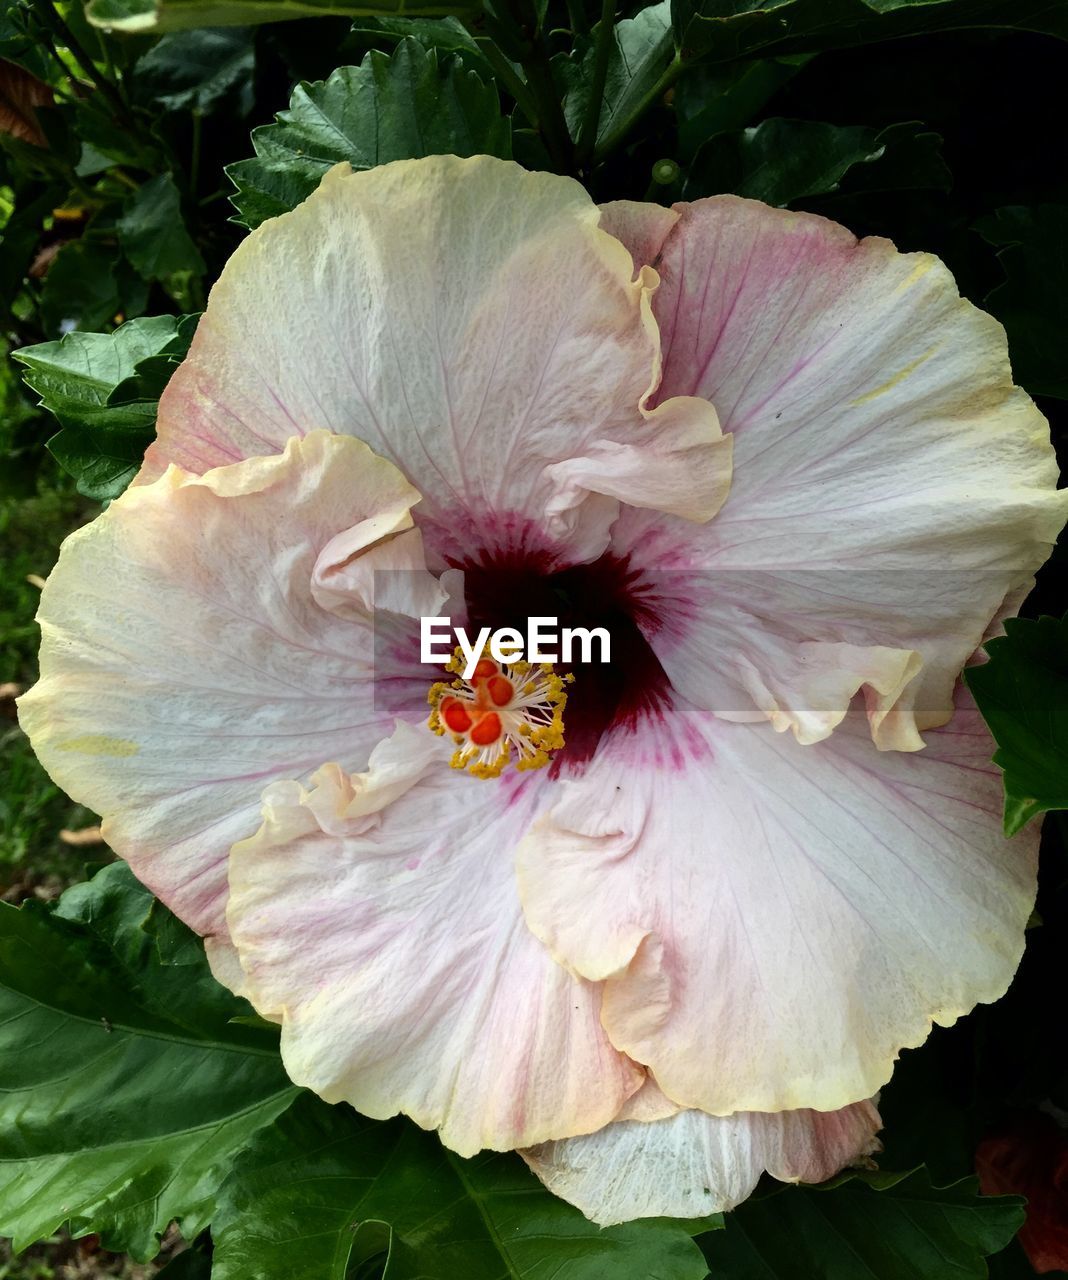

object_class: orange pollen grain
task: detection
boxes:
[440,697,473,734]
[487,674,514,707]
[470,657,499,685]
[469,711,503,746]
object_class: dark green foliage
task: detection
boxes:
[133,28,257,113]
[83,0,480,33]
[227,40,511,228]
[118,174,207,292]
[699,1169,1025,1279]
[212,1093,713,1280]
[684,117,949,204]
[673,0,1068,63]
[975,206,1068,399]
[966,615,1068,836]
[556,0,674,158]
[0,864,298,1259]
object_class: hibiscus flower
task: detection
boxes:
[19,155,1065,1224]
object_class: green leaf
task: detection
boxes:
[118,173,207,298]
[0,11,53,79]
[351,14,481,56]
[86,0,478,34]
[674,0,1068,65]
[557,1,676,159]
[832,120,950,194]
[213,1092,713,1280]
[67,96,163,169]
[684,117,949,205]
[37,239,140,337]
[15,312,196,498]
[974,205,1068,400]
[17,313,183,408]
[0,863,299,1259]
[965,614,1068,835]
[699,1168,1026,1279]
[675,56,810,162]
[132,27,256,114]
[44,413,155,500]
[349,16,504,91]
[227,40,511,229]
[108,312,200,403]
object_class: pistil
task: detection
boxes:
[428,650,572,779]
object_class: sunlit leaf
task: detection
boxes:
[227,40,510,229]
[213,1092,715,1280]
[16,313,196,498]
[0,864,298,1259]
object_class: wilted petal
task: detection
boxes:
[517,699,1036,1115]
[146,156,729,565]
[225,738,642,1155]
[610,196,1065,746]
[0,58,54,147]
[18,432,430,936]
[523,1080,881,1225]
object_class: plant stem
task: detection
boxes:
[484,0,575,174]
[190,109,203,196]
[575,0,616,171]
[518,34,574,174]
[474,35,541,128]
[35,0,130,125]
[564,0,588,37]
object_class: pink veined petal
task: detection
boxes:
[224,728,643,1156]
[598,200,679,276]
[522,1079,881,1225]
[516,697,1037,1115]
[17,431,438,937]
[607,196,1065,748]
[144,155,730,567]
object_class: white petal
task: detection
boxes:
[146,156,729,564]
[517,699,1036,1115]
[225,744,642,1155]
[18,432,429,935]
[609,196,1065,746]
[523,1082,881,1225]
